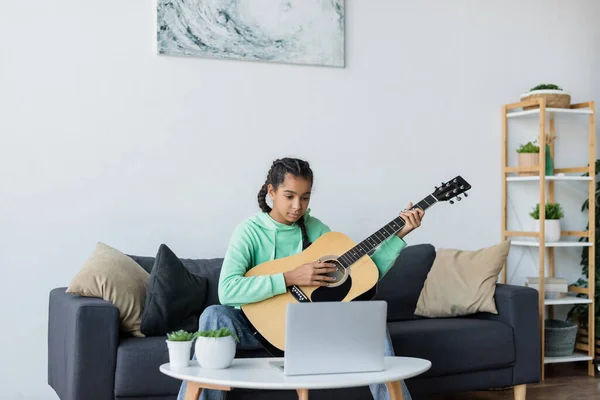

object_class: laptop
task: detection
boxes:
[270,301,388,376]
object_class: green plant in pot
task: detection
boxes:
[520,83,571,109]
[194,328,239,369]
[568,159,600,341]
[529,203,564,242]
[166,330,198,369]
[516,138,553,176]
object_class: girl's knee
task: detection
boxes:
[198,305,235,330]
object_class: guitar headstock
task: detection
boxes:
[432,176,472,204]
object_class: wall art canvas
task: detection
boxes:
[156,0,345,67]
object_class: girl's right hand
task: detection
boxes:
[283,261,338,287]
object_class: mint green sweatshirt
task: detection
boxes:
[218,209,407,307]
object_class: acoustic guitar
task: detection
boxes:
[240,175,472,356]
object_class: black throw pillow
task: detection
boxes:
[140,244,208,336]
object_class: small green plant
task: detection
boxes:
[530,83,562,91]
[167,330,197,342]
[516,140,540,153]
[196,328,239,342]
[529,203,564,220]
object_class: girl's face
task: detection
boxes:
[268,173,312,225]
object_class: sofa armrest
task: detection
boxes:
[471,284,541,385]
[48,287,120,400]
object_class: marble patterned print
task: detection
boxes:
[157,0,344,67]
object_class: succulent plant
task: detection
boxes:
[196,328,239,342]
[166,330,196,342]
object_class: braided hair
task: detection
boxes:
[257,158,314,250]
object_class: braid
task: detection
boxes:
[257,183,271,213]
[297,215,312,250]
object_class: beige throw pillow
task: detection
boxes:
[66,242,150,337]
[414,241,510,318]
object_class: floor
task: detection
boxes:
[428,363,599,399]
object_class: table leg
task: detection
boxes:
[385,381,404,400]
[185,382,202,400]
[184,381,231,400]
[296,388,309,400]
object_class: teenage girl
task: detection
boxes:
[177,157,425,400]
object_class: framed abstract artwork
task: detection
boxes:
[156,0,345,67]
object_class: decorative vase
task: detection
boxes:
[518,153,540,176]
[166,340,193,370]
[533,219,561,242]
[545,144,554,176]
[195,336,236,369]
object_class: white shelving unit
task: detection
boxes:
[501,98,596,378]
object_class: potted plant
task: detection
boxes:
[520,83,571,110]
[516,139,540,176]
[166,330,197,369]
[529,202,564,242]
[194,328,239,369]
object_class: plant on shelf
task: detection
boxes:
[529,83,563,91]
[520,83,571,110]
[568,159,600,341]
[529,203,564,220]
[516,140,540,154]
[529,202,564,242]
[516,139,540,177]
[194,328,239,369]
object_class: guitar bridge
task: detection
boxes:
[290,285,311,303]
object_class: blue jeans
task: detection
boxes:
[177,305,412,400]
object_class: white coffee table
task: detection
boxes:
[160,356,431,400]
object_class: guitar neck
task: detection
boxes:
[337,194,438,269]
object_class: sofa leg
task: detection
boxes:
[514,384,526,400]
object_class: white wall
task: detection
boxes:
[1,1,599,398]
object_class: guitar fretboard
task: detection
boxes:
[337,194,438,269]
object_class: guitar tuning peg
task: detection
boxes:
[449,200,454,204]
[457,196,462,201]
[464,192,468,197]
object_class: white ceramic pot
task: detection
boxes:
[166,340,193,370]
[195,336,236,369]
[534,219,561,242]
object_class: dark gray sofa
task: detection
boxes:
[48,244,541,400]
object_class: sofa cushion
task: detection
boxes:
[415,241,510,318]
[140,244,209,336]
[373,244,436,321]
[129,254,224,307]
[389,318,515,377]
[67,242,149,337]
[115,337,181,397]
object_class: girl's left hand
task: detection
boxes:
[396,202,425,239]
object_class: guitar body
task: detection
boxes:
[240,231,380,352]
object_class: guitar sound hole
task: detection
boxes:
[311,275,352,302]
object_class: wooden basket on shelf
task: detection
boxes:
[517,153,539,176]
[520,90,571,110]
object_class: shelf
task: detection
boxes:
[507,108,593,118]
[544,296,592,305]
[506,176,592,182]
[544,352,593,364]
[511,240,593,247]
